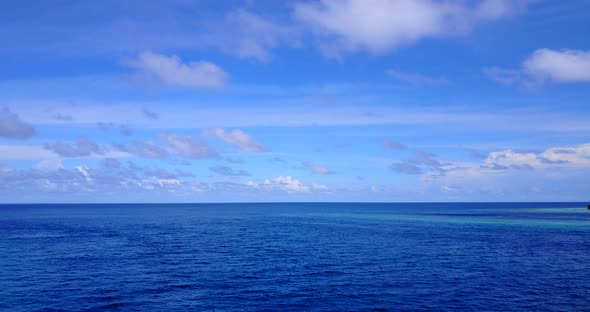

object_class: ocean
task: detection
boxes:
[1,203,589,311]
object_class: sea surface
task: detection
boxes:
[1,202,589,311]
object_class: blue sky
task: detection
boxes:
[1,0,589,202]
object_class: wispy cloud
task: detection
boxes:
[142,108,158,120]
[387,70,449,86]
[381,139,407,150]
[52,113,73,121]
[158,133,218,159]
[44,137,106,157]
[11,97,590,135]
[392,151,447,175]
[303,161,332,174]
[205,128,265,152]
[97,122,134,136]
[210,165,251,177]
[0,108,36,139]
[115,140,168,159]
[269,156,288,164]
[119,125,134,136]
[208,9,297,62]
[125,51,229,90]
[483,67,523,85]
[11,98,590,135]
[0,145,59,160]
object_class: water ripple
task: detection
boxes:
[1,203,589,311]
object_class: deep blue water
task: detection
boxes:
[1,203,589,311]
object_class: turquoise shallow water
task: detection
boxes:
[1,202,589,311]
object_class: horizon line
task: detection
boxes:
[0,201,587,205]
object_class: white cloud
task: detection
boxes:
[293,0,530,57]
[418,156,590,201]
[0,108,35,139]
[76,166,92,183]
[483,150,538,169]
[486,49,590,85]
[139,177,181,190]
[524,49,590,83]
[422,143,590,184]
[246,176,308,193]
[270,176,310,193]
[1,1,536,64]
[246,176,330,193]
[125,51,228,89]
[0,159,205,197]
[391,143,590,200]
[483,144,590,169]
[205,128,265,152]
